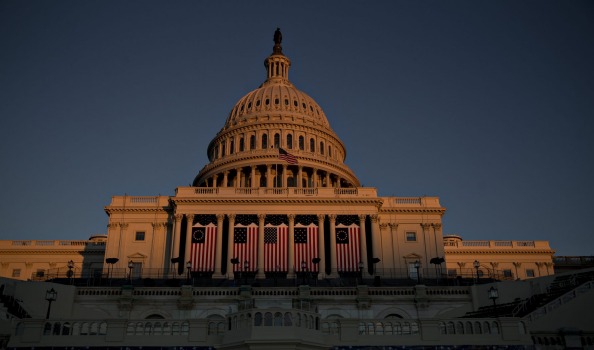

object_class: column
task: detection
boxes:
[370,215,381,274]
[325,172,330,188]
[172,214,183,262]
[421,223,431,268]
[257,214,266,279]
[337,177,341,188]
[328,214,338,278]
[212,175,218,188]
[184,214,195,271]
[266,165,272,188]
[389,223,399,277]
[226,214,236,279]
[317,214,326,278]
[251,166,256,188]
[288,214,295,278]
[235,169,240,188]
[223,171,228,188]
[358,215,368,276]
[312,169,318,187]
[214,214,225,278]
[282,164,288,188]
[297,166,303,188]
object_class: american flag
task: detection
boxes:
[279,148,298,164]
[336,218,361,272]
[264,224,288,272]
[294,224,319,272]
[233,224,258,272]
[190,224,217,272]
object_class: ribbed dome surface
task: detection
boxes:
[224,80,330,128]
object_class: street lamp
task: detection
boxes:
[358,261,364,285]
[488,286,499,308]
[105,258,119,285]
[128,260,134,283]
[301,261,307,285]
[414,260,421,284]
[186,261,192,285]
[45,288,57,319]
[274,264,280,286]
[312,258,321,286]
[243,260,249,285]
[473,260,480,284]
[67,260,75,284]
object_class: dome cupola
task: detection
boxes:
[193,29,359,190]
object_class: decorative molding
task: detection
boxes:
[370,214,378,223]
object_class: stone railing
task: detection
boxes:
[9,314,531,348]
[175,186,378,198]
[444,240,551,250]
[1,240,105,249]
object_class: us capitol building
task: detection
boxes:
[1,30,591,350]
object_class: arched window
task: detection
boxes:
[229,140,234,154]
[299,136,304,150]
[221,143,226,156]
[262,134,268,149]
[255,313,263,326]
[274,312,283,326]
[284,312,292,326]
[264,312,273,326]
[239,138,244,152]
[274,133,280,148]
[320,141,324,155]
[310,138,315,152]
[328,145,332,157]
[287,134,293,149]
[250,135,255,150]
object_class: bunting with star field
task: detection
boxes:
[191,214,217,272]
[335,215,361,272]
[264,215,288,272]
[294,215,319,272]
[233,215,259,272]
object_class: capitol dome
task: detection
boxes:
[193,29,359,189]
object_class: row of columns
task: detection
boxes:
[204,164,345,189]
[171,213,380,279]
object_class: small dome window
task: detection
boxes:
[293,100,298,107]
[284,99,289,105]
[240,105,244,111]
[275,98,279,105]
[256,100,261,106]
[302,103,306,109]
[265,99,270,105]
[309,106,313,112]
[247,102,252,109]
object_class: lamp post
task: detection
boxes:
[186,261,192,285]
[274,264,280,286]
[67,260,74,284]
[128,260,134,284]
[358,261,364,285]
[473,260,480,284]
[414,260,421,284]
[488,286,499,308]
[45,288,57,319]
[243,260,249,285]
[105,258,118,285]
[312,258,320,286]
[301,261,307,285]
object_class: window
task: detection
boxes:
[36,269,45,278]
[229,140,234,154]
[262,134,268,149]
[503,269,513,278]
[287,134,293,149]
[239,138,244,152]
[406,232,417,242]
[320,141,324,155]
[274,133,280,148]
[310,138,315,152]
[299,136,304,150]
[221,143,226,156]
[526,269,535,277]
[250,135,255,150]
[135,231,145,241]
[12,269,21,278]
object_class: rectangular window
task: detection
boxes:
[135,231,145,241]
[503,269,513,278]
[526,269,535,277]
[12,269,21,278]
[35,269,45,278]
[406,232,417,242]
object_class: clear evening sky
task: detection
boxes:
[1,1,593,255]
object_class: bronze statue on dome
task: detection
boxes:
[274,28,282,45]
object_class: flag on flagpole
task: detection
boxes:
[279,148,298,164]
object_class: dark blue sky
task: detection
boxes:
[1,1,593,255]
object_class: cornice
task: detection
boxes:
[380,208,446,215]
[0,250,105,255]
[171,198,383,207]
[105,207,172,215]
